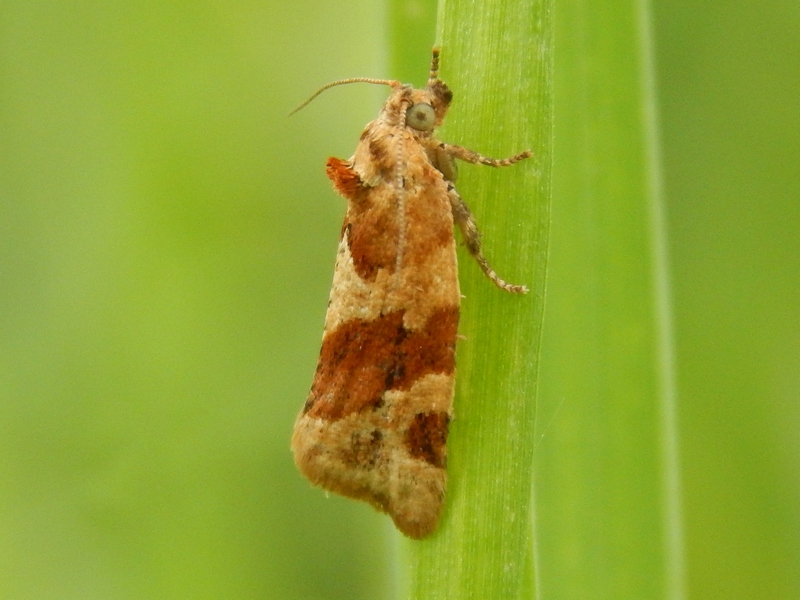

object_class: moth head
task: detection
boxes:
[290,48,453,131]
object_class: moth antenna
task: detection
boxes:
[428,47,441,84]
[289,77,397,116]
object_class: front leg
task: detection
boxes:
[442,144,532,168]
[446,182,528,295]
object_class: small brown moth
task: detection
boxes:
[291,48,531,539]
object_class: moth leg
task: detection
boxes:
[442,144,532,168]
[446,182,528,294]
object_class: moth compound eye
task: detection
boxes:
[406,103,436,131]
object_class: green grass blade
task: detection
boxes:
[390,0,553,598]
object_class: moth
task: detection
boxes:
[291,48,531,539]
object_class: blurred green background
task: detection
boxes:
[0,1,798,599]
[654,1,800,596]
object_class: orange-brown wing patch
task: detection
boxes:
[304,306,458,421]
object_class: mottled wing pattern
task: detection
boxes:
[292,112,460,538]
